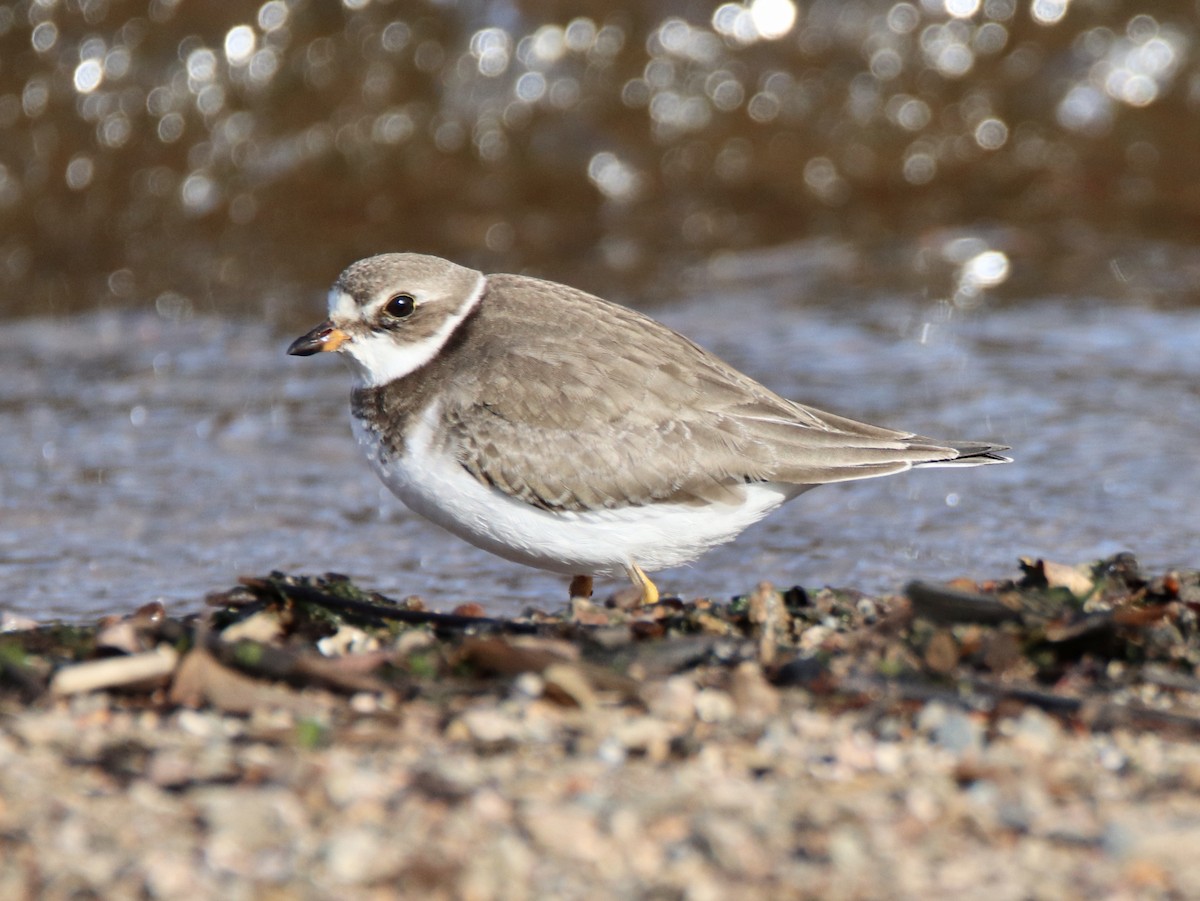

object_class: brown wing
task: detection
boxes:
[434,275,997,512]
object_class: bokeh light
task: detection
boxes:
[1,0,1197,313]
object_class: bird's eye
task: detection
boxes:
[383,293,416,319]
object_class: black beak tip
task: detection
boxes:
[287,323,335,357]
[286,335,321,356]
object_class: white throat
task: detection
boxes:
[335,273,486,387]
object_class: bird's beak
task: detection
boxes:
[287,321,350,356]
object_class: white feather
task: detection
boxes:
[353,401,803,578]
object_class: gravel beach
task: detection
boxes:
[3,559,1199,900]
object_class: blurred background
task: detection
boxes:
[2,0,1198,618]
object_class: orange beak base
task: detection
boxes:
[287,321,349,356]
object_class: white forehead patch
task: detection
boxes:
[327,289,358,320]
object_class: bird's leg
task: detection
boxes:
[568,574,593,600]
[625,563,660,607]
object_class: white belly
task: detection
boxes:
[352,404,800,578]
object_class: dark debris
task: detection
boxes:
[4,555,1200,736]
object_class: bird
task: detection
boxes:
[288,252,1010,606]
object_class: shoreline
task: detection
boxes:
[2,555,1199,898]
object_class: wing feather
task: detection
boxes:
[431,275,1005,512]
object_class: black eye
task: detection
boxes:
[383,293,415,319]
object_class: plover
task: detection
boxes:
[288,253,1009,604]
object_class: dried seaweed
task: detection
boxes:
[5,554,1200,739]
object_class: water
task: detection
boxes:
[4,2,1200,314]
[2,276,1195,620]
[2,2,1198,618]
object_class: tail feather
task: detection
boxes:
[911,439,1012,468]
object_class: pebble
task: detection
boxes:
[450,706,524,747]
[918,701,983,756]
[542,662,598,709]
[5,606,1200,899]
[316,624,380,656]
[1005,706,1062,755]
[520,801,608,862]
[220,610,284,645]
[694,688,735,724]
[729,661,780,724]
[324,825,405,884]
[49,645,178,695]
[643,674,698,722]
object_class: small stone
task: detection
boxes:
[694,688,735,724]
[596,736,627,766]
[729,662,780,724]
[348,692,379,714]
[325,825,406,884]
[609,584,644,610]
[644,675,698,722]
[923,629,959,674]
[220,610,284,644]
[568,597,612,625]
[0,611,39,631]
[746,580,786,664]
[512,671,545,698]
[611,717,673,760]
[798,624,833,651]
[317,625,380,657]
[454,707,522,747]
[95,619,150,655]
[542,663,598,709]
[393,629,435,656]
[981,629,1022,672]
[694,814,772,879]
[828,825,869,876]
[695,612,738,635]
[918,700,985,755]
[933,709,983,756]
[459,835,535,900]
[174,708,225,738]
[520,802,608,862]
[49,645,179,696]
[1005,707,1062,756]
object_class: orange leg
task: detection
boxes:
[625,563,660,607]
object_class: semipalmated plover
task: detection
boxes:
[288,253,1010,604]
